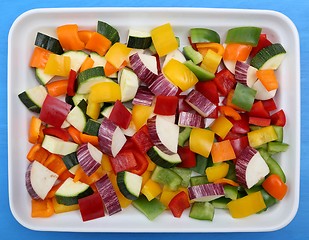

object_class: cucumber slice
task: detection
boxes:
[117,171,143,200]
[184,60,215,81]
[35,68,54,85]
[66,99,89,132]
[225,27,262,46]
[127,29,152,49]
[190,28,220,44]
[151,165,182,190]
[35,32,64,54]
[62,51,88,72]
[250,43,286,70]
[55,177,94,205]
[183,45,203,64]
[72,94,88,106]
[18,85,47,113]
[147,146,182,168]
[97,21,120,45]
[189,201,215,221]
[76,66,113,94]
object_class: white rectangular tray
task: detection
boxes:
[8,7,300,232]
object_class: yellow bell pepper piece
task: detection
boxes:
[151,23,178,57]
[101,154,112,172]
[189,128,214,158]
[131,104,154,130]
[163,58,198,91]
[227,191,266,218]
[86,101,102,120]
[44,54,71,77]
[52,197,79,214]
[200,49,222,74]
[88,81,121,103]
[209,116,233,139]
[206,162,229,182]
[248,126,278,148]
[105,42,131,69]
[141,179,162,201]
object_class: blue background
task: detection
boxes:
[1,0,307,239]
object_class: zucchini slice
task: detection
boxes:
[66,99,89,132]
[62,51,88,72]
[55,177,94,205]
[18,85,47,113]
[127,29,152,49]
[35,32,64,54]
[147,146,182,168]
[76,66,113,94]
[97,21,120,45]
[117,171,143,200]
[250,43,286,70]
[35,68,54,85]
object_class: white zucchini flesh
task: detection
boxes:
[118,68,140,102]
[63,51,88,72]
[66,105,87,132]
[42,135,78,155]
[56,177,90,197]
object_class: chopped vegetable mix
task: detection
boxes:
[20,21,288,222]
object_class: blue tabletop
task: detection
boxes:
[1,0,308,239]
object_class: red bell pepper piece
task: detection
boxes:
[250,34,272,58]
[66,69,77,96]
[168,191,190,218]
[195,81,219,105]
[154,95,178,115]
[39,95,71,128]
[131,125,153,154]
[130,150,149,176]
[262,98,277,112]
[109,150,137,174]
[249,101,270,118]
[78,192,105,221]
[271,109,286,127]
[228,114,250,135]
[43,127,70,141]
[230,136,249,157]
[249,116,271,127]
[177,146,196,168]
[109,100,132,129]
[213,69,236,96]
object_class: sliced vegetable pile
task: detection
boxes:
[20,21,289,221]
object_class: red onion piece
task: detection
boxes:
[147,115,179,155]
[235,61,257,87]
[236,146,270,189]
[149,73,179,96]
[188,183,224,202]
[178,111,205,128]
[95,174,122,215]
[129,52,158,85]
[25,161,58,200]
[77,143,102,176]
[185,89,216,118]
[98,118,127,157]
[132,86,154,106]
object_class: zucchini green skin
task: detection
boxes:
[97,21,120,45]
[18,85,47,113]
[83,119,101,136]
[18,91,41,113]
[147,147,181,168]
[250,43,286,69]
[35,32,64,54]
[55,187,94,206]
[117,171,142,200]
[225,26,262,46]
[62,151,79,170]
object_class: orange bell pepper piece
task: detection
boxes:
[223,43,252,61]
[85,32,112,56]
[31,198,54,218]
[210,140,236,163]
[80,56,94,72]
[29,46,51,69]
[27,143,50,164]
[57,24,85,51]
[28,116,42,144]
[256,69,279,91]
[45,79,68,97]
[78,30,95,45]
